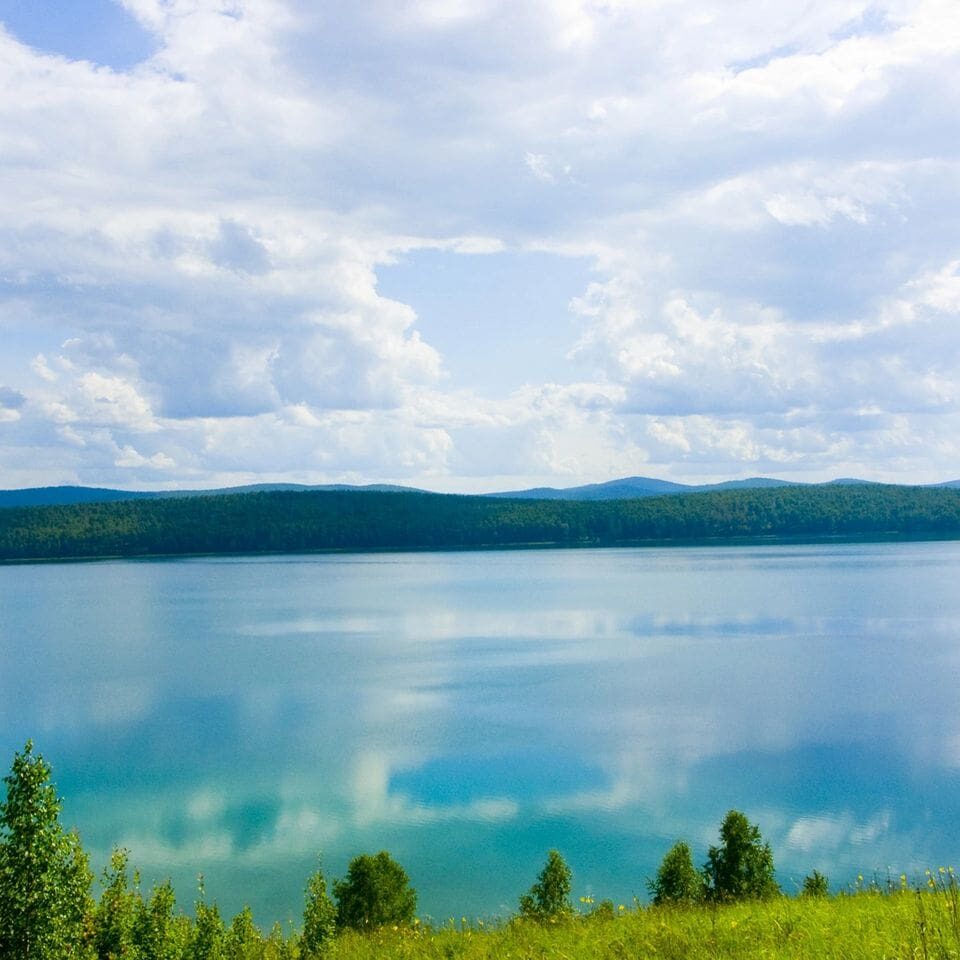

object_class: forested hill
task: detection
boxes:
[2,484,960,562]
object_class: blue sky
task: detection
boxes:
[0,0,958,492]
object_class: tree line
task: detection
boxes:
[1,742,830,960]
[2,483,960,561]
[1,742,418,959]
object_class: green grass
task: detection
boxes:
[329,884,960,960]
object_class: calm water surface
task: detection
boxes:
[2,542,960,922]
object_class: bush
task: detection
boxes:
[802,870,830,898]
[333,852,417,931]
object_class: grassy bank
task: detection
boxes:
[333,885,959,960]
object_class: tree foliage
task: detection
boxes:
[0,740,93,960]
[226,905,262,960]
[94,847,139,959]
[802,870,830,898]
[703,810,780,902]
[519,850,573,922]
[301,863,336,957]
[333,852,417,931]
[131,878,188,960]
[648,841,704,906]
[2,484,959,562]
[189,895,227,960]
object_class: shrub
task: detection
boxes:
[802,870,830,898]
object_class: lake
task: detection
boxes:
[2,541,959,924]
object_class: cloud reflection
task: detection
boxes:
[4,545,960,918]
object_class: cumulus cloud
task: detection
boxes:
[0,0,958,488]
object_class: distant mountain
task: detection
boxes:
[2,476,957,510]
[0,482,423,509]
[487,476,689,500]
[488,475,798,500]
[0,486,156,508]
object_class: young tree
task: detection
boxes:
[518,850,573,922]
[801,870,830,898]
[226,905,262,960]
[95,847,141,959]
[0,740,94,960]
[132,879,189,960]
[703,810,779,901]
[648,841,704,905]
[262,922,294,960]
[301,863,336,958]
[333,852,417,931]
[188,880,227,960]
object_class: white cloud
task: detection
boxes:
[1,0,959,488]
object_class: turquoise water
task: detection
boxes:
[2,542,960,923]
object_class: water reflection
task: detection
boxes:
[1,543,959,920]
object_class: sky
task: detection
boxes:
[0,0,958,493]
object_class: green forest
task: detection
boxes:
[1,483,960,562]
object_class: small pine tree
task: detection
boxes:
[301,863,336,957]
[518,850,573,922]
[703,810,780,901]
[333,852,417,931]
[0,740,94,959]
[648,841,704,905]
